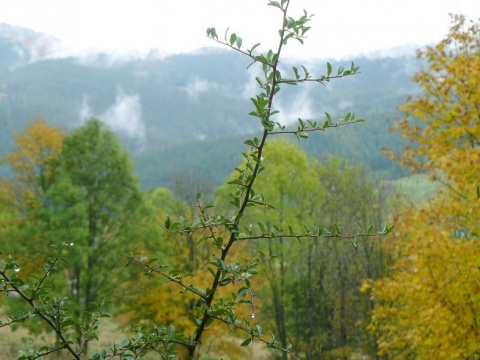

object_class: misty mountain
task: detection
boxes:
[0,23,62,71]
[0,23,424,188]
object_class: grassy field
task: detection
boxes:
[392,173,440,203]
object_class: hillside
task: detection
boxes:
[0,23,423,187]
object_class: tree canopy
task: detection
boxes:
[372,14,480,359]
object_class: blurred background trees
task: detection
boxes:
[371,14,480,359]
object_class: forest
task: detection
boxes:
[1,1,479,360]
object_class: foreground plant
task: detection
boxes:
[117,1,391,359]
[1,244,108,360]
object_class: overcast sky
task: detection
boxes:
[1,0,479,59]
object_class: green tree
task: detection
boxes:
[0,116,65,275]
[217,137,323,360]
[217,143,392,359]
[1,117,144,352]
[302,155,389,359]
[54,118,141,344]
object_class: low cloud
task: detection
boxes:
[80,88,145,140]
[275,89,314,125]
[184,77,219,97]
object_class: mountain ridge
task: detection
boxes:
[0,23,423,187]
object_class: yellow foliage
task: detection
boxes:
[371,198,480,359]
[1,116,64,212]
[0,117,65,273]
[371,14,480,359]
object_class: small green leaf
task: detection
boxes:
[249,43,261,54]
[292,66,299,79]
[256,324,263,336]
[333,223,341,234]
[168,324,175,338]
[297,131,308,139]
[219,278,232,286]
[164,217,171,230]
[258,222,265,232]
[301,65,309,78]
[230,33,237,46]
[188,314,201,327]
[327,62,332,76]
[240,338,252,347]
[238,287,248,296]
[294,37,304,45]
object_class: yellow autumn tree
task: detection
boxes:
[371,14,480,359]
[1,116,64,212]
[0,117,65,273]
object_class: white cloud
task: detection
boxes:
[80,89,145,140]
[185,77,217,97]
[273,88,314,126]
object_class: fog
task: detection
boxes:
[80,89,145,140]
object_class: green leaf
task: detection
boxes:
[188,314,201,327]
[168,324,176,338]
[230,33,237,46]
[238,287,248,296]
[219,278,232,286]
[205,317,215,328]
[297,131,308,139]
[333,223,341,234]
[249,43,261,54]
[367,225,374,234]
[188,285,206,297]
[164,217,171,230]
[292,66,300,79]
[236,36,242,48]
[301,65,309,78]
[294,37,304,45]
[224,27,230,42]
[258,222,265,232]
[350,238,358,249]
[327,62,332,76]
[240,338,252,347]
